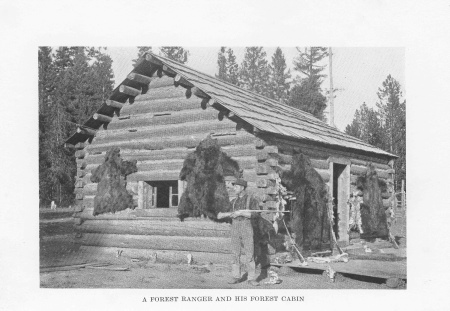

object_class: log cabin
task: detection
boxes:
[65,52,397,264]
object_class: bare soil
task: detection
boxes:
[39,208,404,289]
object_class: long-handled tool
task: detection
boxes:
[327,200,346,255]
[282,219,307,266]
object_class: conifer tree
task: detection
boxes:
[287,47,329,120]
[376,75,406,189]
[216,47,227,81]
[239,47,270,96]
[159,47,189,64]
[345,103,385,148]
[268,47,291,102]
[215,47,240,86]
[38,47,115,207]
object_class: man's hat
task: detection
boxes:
[234,178,247,187]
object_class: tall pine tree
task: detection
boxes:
[159,47,189,64]
[215,47,239,86]
[268,47,291,102]
[376,75,406,189]
[287,47,329,120]
[239,47,270,96]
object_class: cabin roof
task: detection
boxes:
[65,52,396,159]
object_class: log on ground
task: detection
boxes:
[77,233,231,253]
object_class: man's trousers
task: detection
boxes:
[230,217,256,281]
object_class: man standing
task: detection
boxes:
[218,179,260,286]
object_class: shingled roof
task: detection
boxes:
[65,52,396,159]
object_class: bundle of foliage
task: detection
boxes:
[90,148,137,216]
[280,153,330,251]
[356,164,388,238]
[177,136,241,221]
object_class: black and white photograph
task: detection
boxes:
[38,46,406,290]
[2,0,450,310]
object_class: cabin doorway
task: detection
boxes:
[331,162,350,244]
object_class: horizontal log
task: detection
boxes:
[351,165,391,179]
[134,156,256,173]
[136,85,186,102]
[122,97,204,116]
[119,85,141,97]
[75,150,86,159]
[64,143,75,149]
[88,126,253,154]
[77,126,97,136]
[77,233,230,253]
[351,158,390,169]
[148,76,174,89]
[328,156,351,166]
[105,99,124,109]
[93,113,112,123]
[85,144,257,166]
[107,109,218,131]
[127,170,180,182]
[79,245,233,265]
[145,54,163,66]
[76,219,230,237]
[127,72,153,85]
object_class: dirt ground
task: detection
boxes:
[40,208,405,289]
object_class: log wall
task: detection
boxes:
[73,67,395,261]
[255,135,395,245]
[74,74,259,262]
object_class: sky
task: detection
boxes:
[106,47,405,131]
